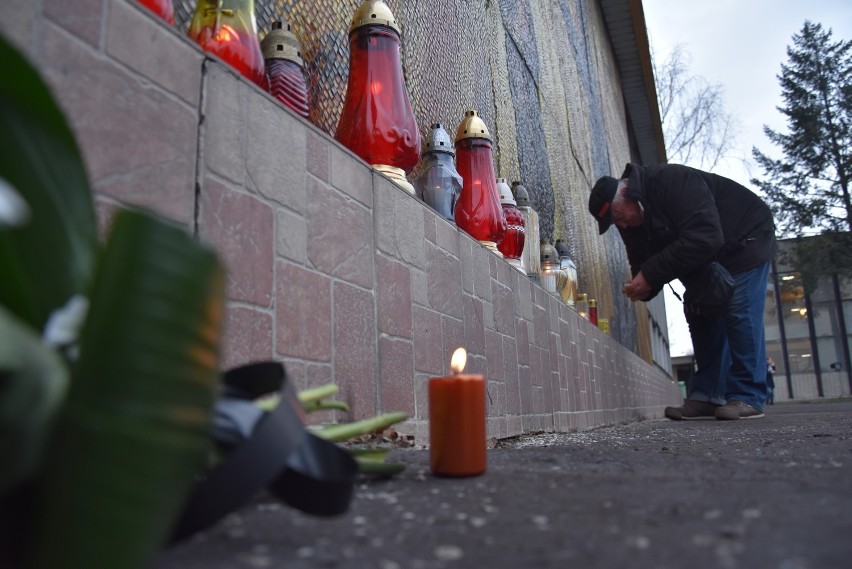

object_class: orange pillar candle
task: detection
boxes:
[428,348,487,477]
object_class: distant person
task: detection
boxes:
[766,357,776,405]
[588,163,776,420]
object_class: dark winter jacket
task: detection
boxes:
[617,163,776,297]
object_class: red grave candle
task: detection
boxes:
[137,0,175,25]
[335,1,420,193]
[188,0,267,89]
[453,111,506,255]
[496,178,526,270]
[588,299,598,326]
[261,21,310,119]
[429,348,487,477]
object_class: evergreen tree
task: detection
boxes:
[752,21,852,237]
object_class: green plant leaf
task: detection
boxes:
[0,307,68,495]
[0,34,97,331]
[29,210,225,569]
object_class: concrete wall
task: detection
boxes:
[1,0,680,441]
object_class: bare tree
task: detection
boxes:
[653,45,738,170]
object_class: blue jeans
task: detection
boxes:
[685,260,770,411]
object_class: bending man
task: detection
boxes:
[588,163,776,420]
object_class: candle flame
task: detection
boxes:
[450,347,467,374]
[212,24,239,43]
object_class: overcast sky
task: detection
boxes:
[643,0,852,188]
[641,0,852,357]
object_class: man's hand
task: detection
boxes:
[623,272,651,302]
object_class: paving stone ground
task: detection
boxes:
[154,400,852,569]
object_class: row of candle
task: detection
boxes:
[138,0,310,118]
[146,0,610,312]
[137,1,593,305]
[413,117,529,264]
[541,241,609,333]
[135,3,552,270]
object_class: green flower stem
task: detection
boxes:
[313,412,408,443]
[302,400,349,413]
[297,384,339,405]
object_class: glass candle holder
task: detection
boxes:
[454,111,506,255]
[539,240,567,295]
[574,292,589,319]
[513,181,540,278]
[496,178,525,271]
[554,239,578,305]
[261,20,310,119]
[335,1,420,194]
[137,0,175,25]
[188,0,267,89]
[412,123,462,221]
[588,299,598,326]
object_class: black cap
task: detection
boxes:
[589,176,618,234]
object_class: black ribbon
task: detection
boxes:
[169,362,357,543]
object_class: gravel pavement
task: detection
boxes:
[154,400,852,569]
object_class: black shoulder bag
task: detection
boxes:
[680,261,736,316]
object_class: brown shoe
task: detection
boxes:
[664,400,719,421]
[715,400,764,420]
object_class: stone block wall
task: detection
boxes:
[1,0,680,442]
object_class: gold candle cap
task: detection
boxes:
[350,0,400,35]
[455,110,492,142]
[261,21,304,66]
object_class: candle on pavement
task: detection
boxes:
[428,347,487,477]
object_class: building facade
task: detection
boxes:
[767,236,852,401]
